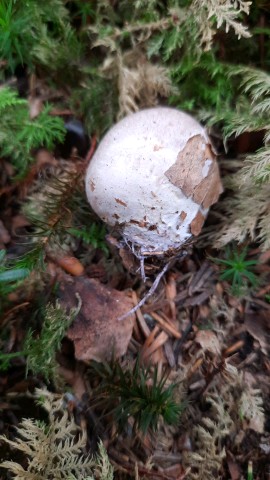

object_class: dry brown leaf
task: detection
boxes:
[195,329,221,355]
[59,276,135,362]
[244,312,269,355]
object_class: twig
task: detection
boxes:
[118,259,174,321]
[151,312,181,339]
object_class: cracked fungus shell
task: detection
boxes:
[86,107,223,255]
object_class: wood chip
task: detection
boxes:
[163,340,176,368]
[188,261,213,295]
[141,331,169,360]
[56,256,85,276]
[141,325,160,354]
[151,312,181,339]
[183,290,211,306]
[132,291,151,338]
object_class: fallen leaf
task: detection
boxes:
[244,312,269,355]
[195,329,221,355]
[59,276,135,362]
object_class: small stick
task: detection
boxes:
[118,259,174,321]
[141,331,168,360]
[151,312,181,339]
[140,255,146,282]
[141,325,160,355]
[132,291,151,337]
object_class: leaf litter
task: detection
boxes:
[1,158,270,478]
[1,8,270,478]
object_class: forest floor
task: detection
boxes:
[0,113,270,479]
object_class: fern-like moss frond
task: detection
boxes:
[184,395,232,479]
[190,0,251,51]
[0,87,65,174]
[239,388,265,431]
[239,146,270,185]
[84,1,251,125]
[236,67,270,101]
[201,66,270,249]
[24,299,81,381]
[116,51,175,117]
[0,389,113,480]
[0,86,26,109]
[17,104,66,152]
[215,183,270,248]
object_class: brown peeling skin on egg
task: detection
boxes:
[90,180,95,192]
[165,135,223,208]
[180,211,187,221]
[115,198,128,207]
[193,160,223,208]
[190,210,205,236]
[130,219,147,228]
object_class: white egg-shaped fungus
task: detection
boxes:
[85,107,223,256]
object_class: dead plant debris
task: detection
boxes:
[1,2,270,479]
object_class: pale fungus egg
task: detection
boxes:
[85,107,223,256]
